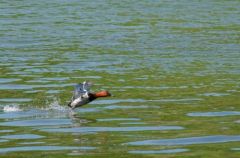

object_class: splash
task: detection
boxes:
[3,105,22,112]
[44,97,68,112]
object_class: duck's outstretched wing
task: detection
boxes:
[72,81,92,100]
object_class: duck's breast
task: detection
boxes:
[71,97,90,108]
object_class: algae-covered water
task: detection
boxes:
[0,0,240,157]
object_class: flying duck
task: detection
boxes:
[68,81,111,109]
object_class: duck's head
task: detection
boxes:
[94,90,111,98]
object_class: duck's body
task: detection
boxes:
[68,81,111,109]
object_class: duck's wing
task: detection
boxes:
[73,81,92,99]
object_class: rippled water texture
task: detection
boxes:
[0,0,240,157]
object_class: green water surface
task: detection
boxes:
[0,0,240,157]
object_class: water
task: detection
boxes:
[0,0,240,157]
[127,135,240,146]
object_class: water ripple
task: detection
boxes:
[97,118,141,122]
[127,135,240,146]
[0,83,74,90]
[129,148,189,154]
[0,146,95,153]
[200,92,229,97]
[0,119,71,127]
[187,111,240,117]
[19,142,45,145]
[93,99,146,104]
[41,126,184,133]
[103,105,151,110]
[0,134,44,139]
[0,130,14,133]
[0,78,21,83]
[0,98,32,103]
[0,139,8,143]
[0,110,45,119]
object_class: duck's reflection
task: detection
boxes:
[68,108,96,127]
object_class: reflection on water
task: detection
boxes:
[0,134,44,139]
[0,139,8,143]
[187,111,240,117]
[0,78,21,83]
[0,98,32,102]
[0,83,74,90]
[0,130,14,133]
[103,105,151,110]
[97,118,141,122]
[120,122,146,125]
[129,148,189,154]
[0,111,39,119]
[93,99,146,104]
[0,119,72,127]
[19,142,45,145]
[127,135,240,146]
[199,92,230,97]
[42,125,184,133]
[0,146,95,154]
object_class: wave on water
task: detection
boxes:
[1,97,69,113]
[0,97,95,119]
[44,98,68,112]
[3,105,22,112]
[0,98,74,120]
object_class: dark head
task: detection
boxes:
[67,101,72,108]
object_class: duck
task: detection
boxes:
[68,81,111,109]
